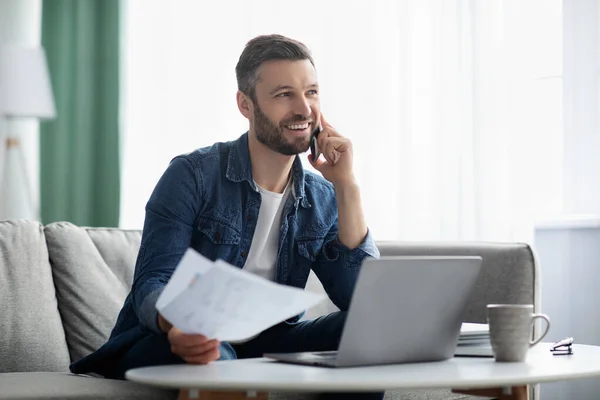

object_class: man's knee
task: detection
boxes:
[108,333,180,379]
[320,310,348,333]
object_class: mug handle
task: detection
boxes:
[530,313,551,346]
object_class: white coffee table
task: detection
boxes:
[126,343,600,400]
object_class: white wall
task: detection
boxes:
[534,219,600,399]
[562,0,600,215]
[0,0,42,220]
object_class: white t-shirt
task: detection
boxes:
[243,179,292,281]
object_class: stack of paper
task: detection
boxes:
[459,322,490,345]
[455,323,493,357]
[155,248,326,342]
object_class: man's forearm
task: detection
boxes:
[334,181,368,249]
[136,286,165,334]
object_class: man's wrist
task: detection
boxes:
[157,313,172,334]
[332,178,368,249]
[332,177,359,194]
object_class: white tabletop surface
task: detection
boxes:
[126,343,600,392]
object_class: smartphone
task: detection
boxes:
[310,122,322,160]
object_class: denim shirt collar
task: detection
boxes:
[226,132,311,209]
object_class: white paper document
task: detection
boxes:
[156,248,326,342]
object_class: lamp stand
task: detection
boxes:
[0,118,37,221]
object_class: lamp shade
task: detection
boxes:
[0,45,56,119]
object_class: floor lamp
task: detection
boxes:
[0,45,56,221]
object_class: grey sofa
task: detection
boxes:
[0,220,540,400]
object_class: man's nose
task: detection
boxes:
[292,96,311,117]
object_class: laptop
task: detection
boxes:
[264,255,483,367]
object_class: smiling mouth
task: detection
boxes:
[283,122,312,131]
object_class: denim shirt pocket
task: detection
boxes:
[297,235,326,262]
[198,219,240,244]
[195,216,241,262]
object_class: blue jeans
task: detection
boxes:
[111,311,384,400]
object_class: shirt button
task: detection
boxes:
[247,215,253,222]
[214,232,222,241]
[241,251,247,258]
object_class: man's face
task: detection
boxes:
[250,59,320,156]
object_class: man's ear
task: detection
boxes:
[236,90,253,119]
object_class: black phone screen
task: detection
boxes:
[310,125,321,160]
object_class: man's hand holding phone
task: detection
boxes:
[158,313,221,364]
[308,113,367,249]
[308,113,356,188]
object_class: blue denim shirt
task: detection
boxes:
[70,132,379,375]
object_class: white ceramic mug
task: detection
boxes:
[487,304,551,362]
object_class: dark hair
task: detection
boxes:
[235,34,315,101]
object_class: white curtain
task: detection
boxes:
[0,0,42,221]
[120,0,562,243]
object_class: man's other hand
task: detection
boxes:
[168,327,221,364]
[158,313,220,364]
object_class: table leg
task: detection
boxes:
[452,385,529,399]
[178,389,268,400]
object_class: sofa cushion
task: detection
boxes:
[0,220,71,373]
[44,222,142,363]
[0,372,176,400]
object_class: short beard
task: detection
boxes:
[253,101,311,156]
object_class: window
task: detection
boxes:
[120,0,574,242]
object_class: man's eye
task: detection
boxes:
[308,90,318,95]
[276,92,292,98]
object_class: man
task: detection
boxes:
[71,34,382,400]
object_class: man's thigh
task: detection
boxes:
[110,333,237,379]
[237,311,347,358]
